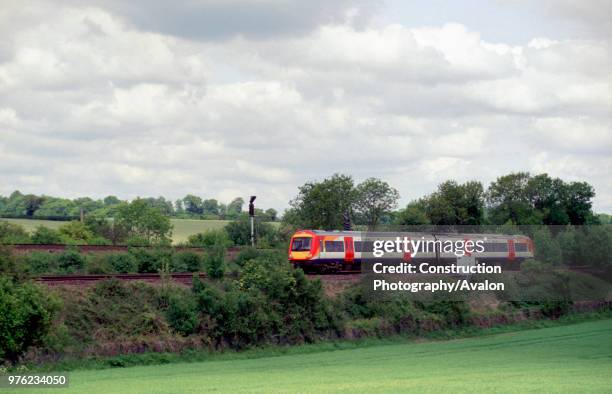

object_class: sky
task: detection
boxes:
[0,0,611,213]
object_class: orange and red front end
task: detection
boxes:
[288,230,320,268]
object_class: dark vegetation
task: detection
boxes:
[0,245,607,368]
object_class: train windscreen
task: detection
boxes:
[291,237,312,251]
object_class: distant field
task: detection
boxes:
[7,319,611,393]
[1,218,65,232]
[0,218,269,244]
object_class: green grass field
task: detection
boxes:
[2,218,233,244]
[8,319,611,393]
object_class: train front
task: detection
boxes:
[288,230,319,269]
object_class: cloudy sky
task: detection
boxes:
[1,0,611,213]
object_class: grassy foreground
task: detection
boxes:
[8,319,612,393]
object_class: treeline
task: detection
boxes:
[0,199,284,248]
[284,172,604,230]
[0,192,278,221]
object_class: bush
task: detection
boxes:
[165,293,199,336]
[187,229,231,248]
[233,248,287,269]
[0,222,30,244]
[57,250,87,273]
[204,246,225,279]
[25,252,59,275]
[87,236,112,246]
[105,253,138,273]
[0,246,25,279]
[0,277,60,362]
[129,248,173,273]
[86,255,114,274]
[58,221,94,243]
[172,251,202,272]
[30,226,63,244]
[233,247,259,267]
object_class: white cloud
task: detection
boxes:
[0,1,610,212]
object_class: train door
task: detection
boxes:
[507,239,515,261]
[344,237,354,264]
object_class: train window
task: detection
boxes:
[291,237,312,251]
[324,241,344,252]
[514,243,527,252]
[354,241,374,252]
[482,242,508,252]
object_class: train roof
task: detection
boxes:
[298,230,528,239]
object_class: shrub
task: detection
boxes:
[0,222,30,244]
[0,277,60,362]
[233,248,286,268]
[0,246,25,279]
[30,226,63,244]
[86,255,114,274]
[25,252,59,275]
[57,250,87,273]
[165,293,199,336]
[105,253,138,273]
[172,251,202,272]
[187,229,231,248]
[416,300,470,327]
[129,248,173,273]
[58,221,94,243]
[204,246,225,279]
[233,247,259,267]
[87,236,112,245]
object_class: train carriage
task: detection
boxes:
[289,230,534,273]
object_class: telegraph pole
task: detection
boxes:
[249,196,256,247]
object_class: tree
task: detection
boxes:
[182,195,203,215]
[174,199,184,214]
[142,197,174,216]
[84,215,128,245]
[285,174,356,230]
[227,197,244,218]
[421,180,485,225]
[23,194,44,217]
[103,196,121,206]
[264,208,278,221]
[0,277,59,362]
[202,199,219,216]
[395,201,429,226]
[487,172,596,225]
[564,182,595,225]
[354,178,400,229]
[71,197,103,216]
[34,197,74,218]
[115,199,173,245]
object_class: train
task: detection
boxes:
[288,230,534,273]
